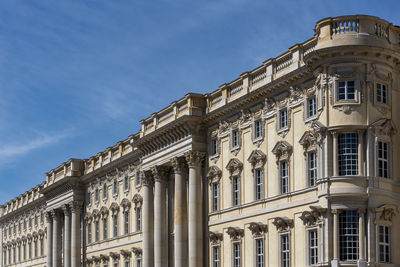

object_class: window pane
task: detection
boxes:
[338,133,358,176]
[339,210,359,261]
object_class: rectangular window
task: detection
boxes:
[113,180,118,195]
[281,234,290,267]
[103,183,108,199]
[308,97,317,118]
[125,261,130,267]
[211,139,218,156]
[280,161,289,194]
[124,211,130,234]
[212,246,220,267]
[137,208,142,231]
[28,242,31,259]
[124,176,129,191]
[377,83,387,104]
[255,169,263,200]
[233,242,241,267]
[379,225,390,263]
[308,152,317,186]
[113,215,118,237]
[338,81,355,100]
[279,109,288,129]
[114,264,118,267]
[95,221,100,242]
[378,141,389,178]
[87,223,92,244]
[103,219,108,239]
[136,172,141,187]
[309,229,318,265]
[255,238,264,267]
[232,176,240,206]
[40,238,43,256]
[212,183,219,211]
[232,129,239,148]
[95,188,99,202]
[136,259,142,267]
[339,210,359,261]
[254,120,263,139]
[338,133,358,176]
[34,240,37,258]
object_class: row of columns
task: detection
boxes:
[142,151,205,267]
[46,201,82,267]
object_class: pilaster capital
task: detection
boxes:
[185,151,205,168]
[171,157,186,174]
[151,165,170,183]
[141,171,154,187]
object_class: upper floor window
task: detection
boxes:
[233,242,241,267]
[279,109,288,129]
[136,171,141,187]
[376,83,388,104]
[87,223,92,244]
[307,152,317,186]
[212,246,220,267]
[339,210,359,261]
[232,129,239,148]
[338,133,358,176]
[211,183,219,211]
[136,208,142,232]
[307,97,317,118]
[113,180,118,196]
[211,139,218,156]
[103,218,108,240]
[232,176,240,206]
[308,229,318,265]
[254,120,263,139]
[255,169,263,200]
[113,215,118,237]
[124,211,130,234]
[338,81,355,101]
[103,183,108,200]
[378,141,389,178]
[124,261,130,267]
[281,234,290,267]
[124,176,129,191]
[136,259,142,267]
[95,188,99,202]
[378,225,391,263]
[95,221,100,242]
[280,161,289,194]
[87,190,92,205]
[255,238,264,267]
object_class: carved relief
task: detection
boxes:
[299,206,326,226]
[371,118,397,136]
[209,231,223,244]
[185,151,206,168]
[226,227,244,240]
[132,194,143,210]
[207,166,222,185]
[272,217,293,232]
[100,206,109,219]
[247,150,266,171]
[248,222,268,236]
[226,158,243,178]
[272,141,292,163]
[131,247,142,257]
[120,198,131,212]
[109,202,120,216]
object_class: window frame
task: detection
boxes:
[254,237,265,267]
[378,225,391,263]
[306,96,317,119]
[232,175,241,207]
[113,215,118,237]
[279,109,288,130]
[339,210,359,261]
[124,176,130,192]
[279,161,289,194]
[95,220,100,242]
[253,120,263,140]
[307,151,317,187]
[377,140,390,179]
[338,132,358,176]
[211,182,219,212]
[124,211,130,235]
[280,233,290,267]
[307,228,319,266]
[254,168,264,201]
[212,245,220,267]
[231,129,240,149]
[232,242,241,267]
[376,82,388,104]
[136,208,142,232]
[337,80,356,101]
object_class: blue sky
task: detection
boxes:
[0,0,399,204]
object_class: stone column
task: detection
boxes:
[152,166,169,267]
[70,202,82,267]
[331,132,338,176]
[63,205,71,267]
[52,210,61,267]
[331,209,339,267]
[142,171,154,267]
[171,157,188,267]
[358,209,366,266]
[185,151,205,267]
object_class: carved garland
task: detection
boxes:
[209,231,223,245]
[226,227,244,241]
[272,217,293,232]
[299,206,327,226]
[248,222,268,237]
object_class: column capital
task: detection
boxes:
[50,209,60,219]
[151,165,170,183]
[171,157,186,174]
[331,209,341,215]
[184,151,206,168]
[45,212,52,223]
[62,205,71,216]
[69,201,83,213]
[141,171,154,187]
[357,207,366,214]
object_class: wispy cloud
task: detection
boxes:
[0,128,75,164]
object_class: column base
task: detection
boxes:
[331,259,340,267]
[357,260,367,267]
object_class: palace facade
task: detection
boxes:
[1,15,400,267]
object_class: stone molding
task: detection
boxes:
[151,165,170,183]
[171,157,186,173]
[299,206,327,226]
[185,151,206,168]
[272,141,292,163]
[247,150,266,171]
[226,227,244,240]
[206,166,222,185]
[209,231,223,245]
[226,158,243,178]
[248,222,268,237]
[272,217,293,232]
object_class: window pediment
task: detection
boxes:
[299,206,326,226]
[371,118,397,136]
[132,194,143,210]
[120,198,131,212]
[226,226,244,240]
[272,141,292,162]
[209,231,223,244]
[248,222,268,236]
[110,202,120,215]
[247,150,266,170]
[206,166,222,185]
[226,158,243,177]
[272,217,293,232]
[100,206,109,219]
[92,209,100,221]
[372,204,399,222]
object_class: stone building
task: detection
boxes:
[1,14,400,267]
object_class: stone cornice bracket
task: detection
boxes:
[209,231,223,244]
[132,194,143,210]
[370,118,398,136]
[206,166,222,185]
[185,151,206,168]
[109,252,120,260]
[100,254,109,262]
[100,206,109,219]
[272,217,293,232]
[110,202,120,216]
[372,204,399,222]
[120,249,131,259]
[151,165,170,183]
[141,171,154,187]
[247,150,266,171]
[120,198,131,212]
[272,141,292,163]
[226,227,244,240]
[226,158,243,178]
[132,247,142,257]
[300,206,327,226]
[248,222,268,236]
[171,157,186,174]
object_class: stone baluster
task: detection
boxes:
[185,151,205,267]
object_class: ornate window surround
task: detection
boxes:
[371,66,392,114]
